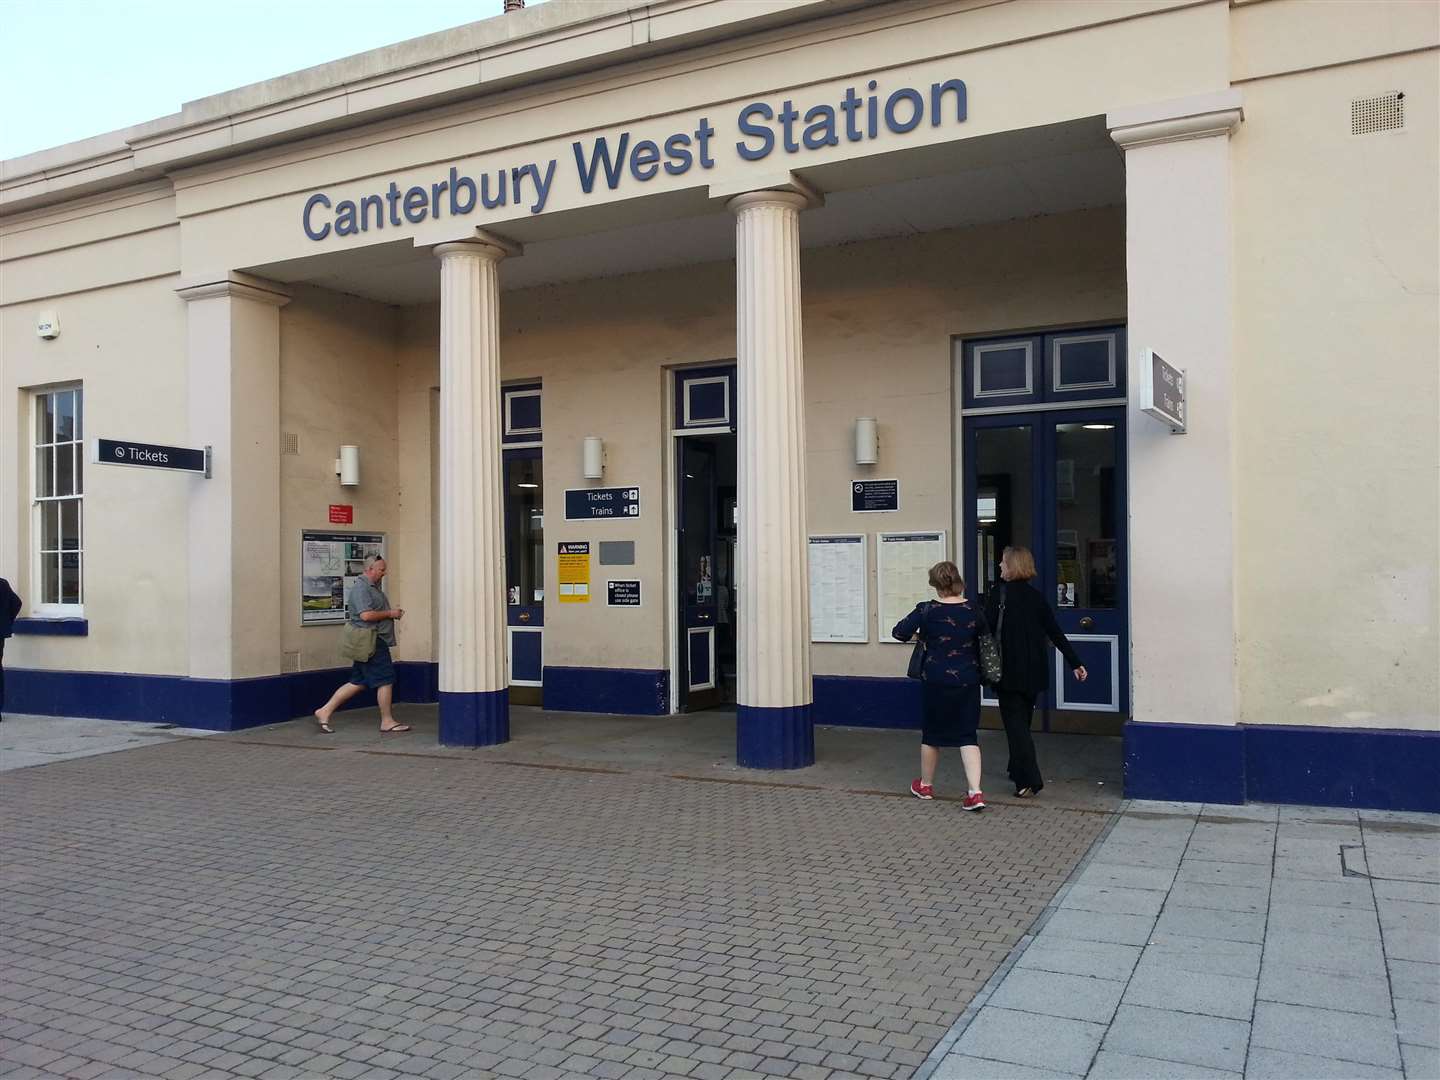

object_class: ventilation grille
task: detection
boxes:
[281,432,299,455]
[1351,92,1404,135]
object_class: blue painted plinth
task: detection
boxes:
[736,703,814,769]
[438,689,509,747]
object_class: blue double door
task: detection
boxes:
[964,408,1128,732]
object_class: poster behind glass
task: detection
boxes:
[302,530,386,625]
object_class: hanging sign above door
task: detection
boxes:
[1139,349,1186,433]
[565,487,640,520]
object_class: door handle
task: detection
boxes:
[1079,616,1095,630]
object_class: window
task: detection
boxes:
[33,386,84,612]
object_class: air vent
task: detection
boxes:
[1351,92,1404,136]
[281,432,299,455]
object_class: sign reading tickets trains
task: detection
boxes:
[302,75,967,239]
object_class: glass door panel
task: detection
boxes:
[973,424,1034,605]
[504,449,544,701]
[678,438,721,711]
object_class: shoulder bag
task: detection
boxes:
[339,622,378,662]
[977,586,1005,685]
[905,602,933,680]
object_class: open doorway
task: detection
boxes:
[672,365,738,713]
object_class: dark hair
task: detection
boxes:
[927,560,965,597]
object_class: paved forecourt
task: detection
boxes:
[929,801,1440,1080]
[0,731,1110,1080]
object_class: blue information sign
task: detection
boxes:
[565,486,641,521]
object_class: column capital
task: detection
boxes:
[176,271,290,306]
[1108,89,1243,150]
[430,230,521,262]
[717,171,823,214]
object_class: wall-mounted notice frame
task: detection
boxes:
[301,530,385,626]
[808,534,868,643]
[877,531,947,642]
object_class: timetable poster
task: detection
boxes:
[877,531,947,641]
[301,530,385,625]
[808,535,867,643]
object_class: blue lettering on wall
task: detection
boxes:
[301,79,967,240]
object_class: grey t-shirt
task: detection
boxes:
[347,576,396,647]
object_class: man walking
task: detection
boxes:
[313,556,412,734]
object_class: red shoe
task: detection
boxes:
[910,779,934,801]
[962,791,986,812]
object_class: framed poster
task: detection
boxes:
[877,531,948,642]
[301,530,385,625]
[808,534,867,643]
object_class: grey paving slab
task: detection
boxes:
[1100,1005,1248,1073]
[1037,909,1156,948]
[1174,861,1271,889]
[1268,902,1382,940]
[1086,1049,1239,1079]
[1058,885,1166,918]
[1401,1041,1440,1080]
[930,1054,1078,1079]
[1152,906,1266,945]
[1382,930,1440,965]
[1263,929,1389,977]
[1069,863,1176,894]
[1388,959,1440,1004]
[1256,961,1393,1017]
[1242,1047,1404,1079]
[949,1007,1104,1076]
[1394,997,1439,1050]
[1374,880,1440,905]
[1250,1001,1403,1070]
[1201,804,1279,823]
[1380,899,1440,938]
[986,968,1124,1025]
[1268,877,1376,910]
[1121,960,1255,1021]
[1014,938,1142,983]
[1164,882,1268,914]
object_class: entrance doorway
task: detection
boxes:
[502,384,544,705]
[960,328,1128,734]
[673,365,738,713]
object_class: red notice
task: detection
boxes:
[328,504,353,524]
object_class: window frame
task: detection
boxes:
[31,384,85,617]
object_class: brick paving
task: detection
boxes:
[0,735,1111,1079]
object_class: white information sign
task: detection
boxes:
[877,531,948,642]
[808,534,868,643]
[301,530,386,625]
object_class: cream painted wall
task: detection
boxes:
[1232,49,1439,731]
[278,286,402,672]
[389,207,1125,683]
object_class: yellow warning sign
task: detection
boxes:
[557,541,591,603]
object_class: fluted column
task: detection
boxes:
[729,190,814,768]
[435,239,510,746]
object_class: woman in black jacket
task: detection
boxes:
[984,546,1087,797]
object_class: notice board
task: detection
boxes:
[808,535,868,643]
[301,530,385,626]
[877,531,947,641]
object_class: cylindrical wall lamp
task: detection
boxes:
[336,445,361,486]
[854,417,878,466]
[582,436,605,480]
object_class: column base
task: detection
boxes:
[737,703,815,769]
[439,689,509,747]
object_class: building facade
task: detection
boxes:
[2,0,1436,808]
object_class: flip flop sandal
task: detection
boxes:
[315,716,335,734]
[380,724,412,733]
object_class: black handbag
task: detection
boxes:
[977,586,1005,685]
[905,602,933,680]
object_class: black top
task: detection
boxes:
[984,580,1082,696]
[0,577,20,638]
[892,599,988,687]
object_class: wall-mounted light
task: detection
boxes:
[335,445,360,486]
[854,417,878,466]
[583,436,604,480]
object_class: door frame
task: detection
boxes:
[960,405,1129,732]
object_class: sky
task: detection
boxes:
[0,0,544,161]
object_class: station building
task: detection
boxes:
[2,0,1436,809]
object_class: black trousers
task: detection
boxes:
[997,689,1043,792]
[0,636,6,719]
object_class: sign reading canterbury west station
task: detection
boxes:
[302,76,967,240]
